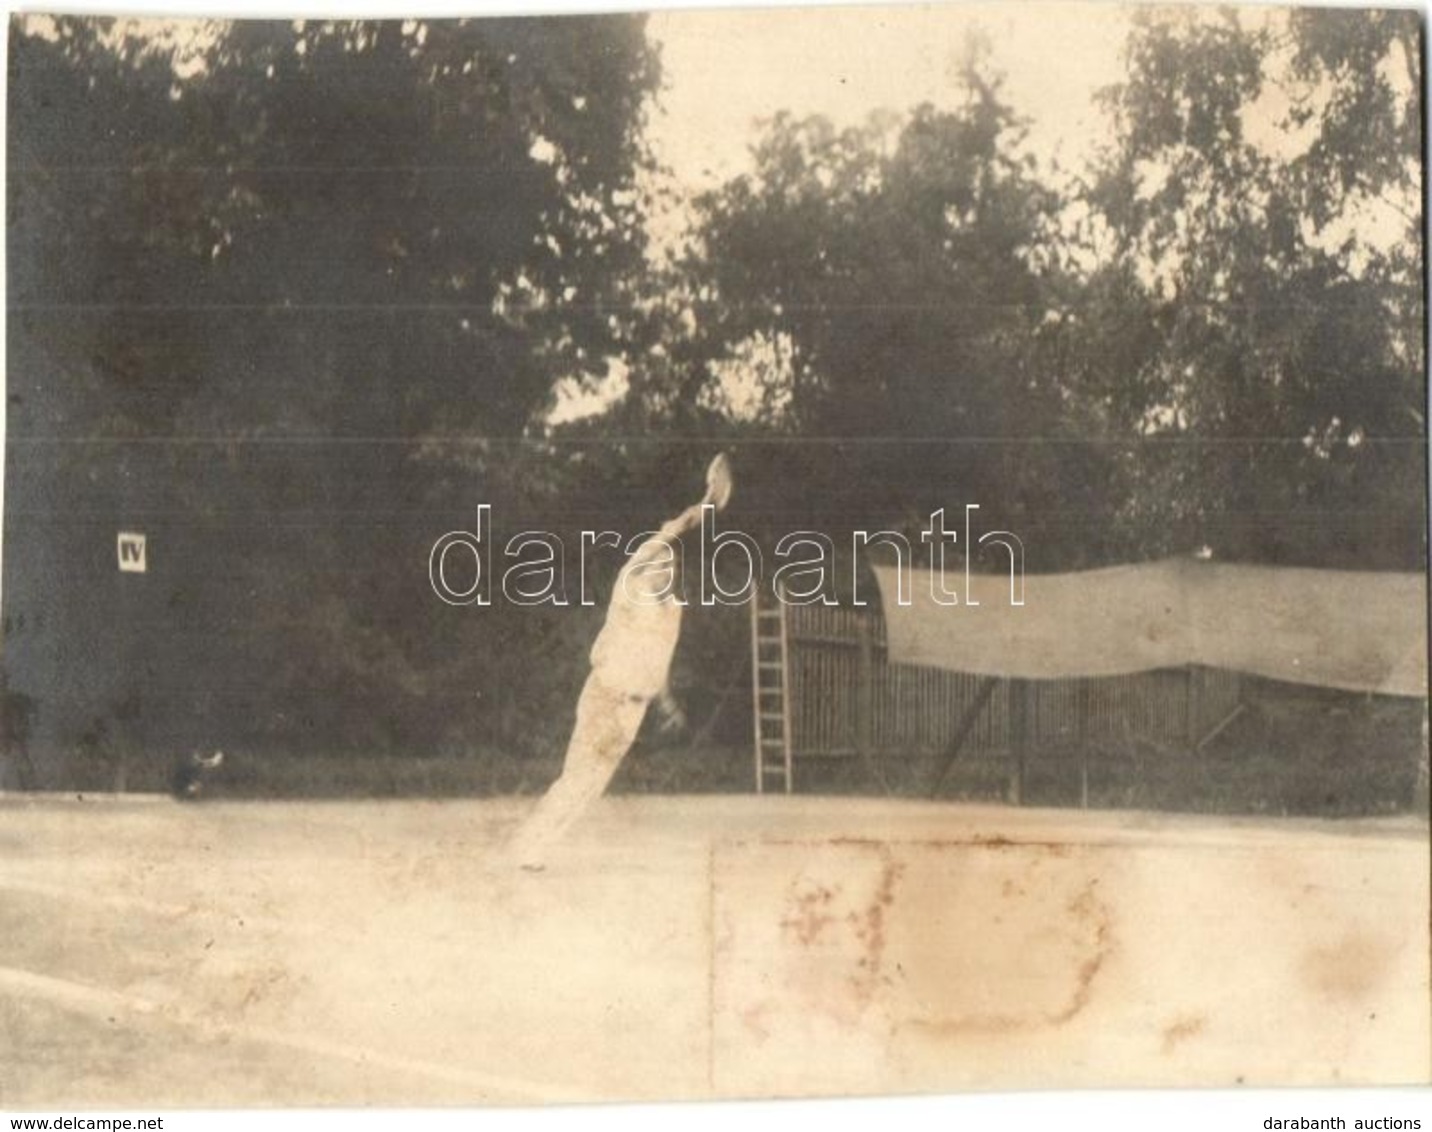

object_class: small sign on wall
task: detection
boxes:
[117,531,147,573]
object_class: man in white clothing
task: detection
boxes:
[506,455,732,869]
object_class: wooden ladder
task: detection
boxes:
[750,586,793,793]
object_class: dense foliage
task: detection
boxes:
[4,11,1423,783]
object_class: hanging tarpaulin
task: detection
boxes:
[872,558,1428,698]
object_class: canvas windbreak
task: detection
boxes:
[874,559,1428,698]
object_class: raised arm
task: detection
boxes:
[623,455,731,574]
[617,505,703,583]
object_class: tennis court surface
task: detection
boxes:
[2,794,1427,1105]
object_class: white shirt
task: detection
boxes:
[588,535,685,699]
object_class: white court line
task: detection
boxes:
[0,964,596,1104]
[0,872,288,933]
[0,791,171,803]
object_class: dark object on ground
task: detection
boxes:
[172,750,225,800]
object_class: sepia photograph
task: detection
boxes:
[1,0,1428,1115]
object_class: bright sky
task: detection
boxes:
[7,1,1414,431]
[551,3,1136,423]
[646,2,1133,190]
[10,2,1142,431]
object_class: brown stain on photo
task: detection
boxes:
[1161,1014,1208,1054]
[845,853,906,1005]
[771,844,908,1025]
[1302,932,1398,1002]
[1041,877,1115,1027]
[901,847,1117,1039]
[739,1001,774,1041]
[779,880,841,946]
[968,834,1071,858]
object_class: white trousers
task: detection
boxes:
[507,673,651,864]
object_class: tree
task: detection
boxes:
[670,53,1120,564]
[1076,7,1424,567]
[6,16,661,763]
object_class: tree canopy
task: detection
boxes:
[3,10,1423,780]
[655,9,1423,568]
[7,16,662,762]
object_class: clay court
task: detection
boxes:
[2,793,1426,1106]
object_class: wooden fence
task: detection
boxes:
[785,603,1243,762]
